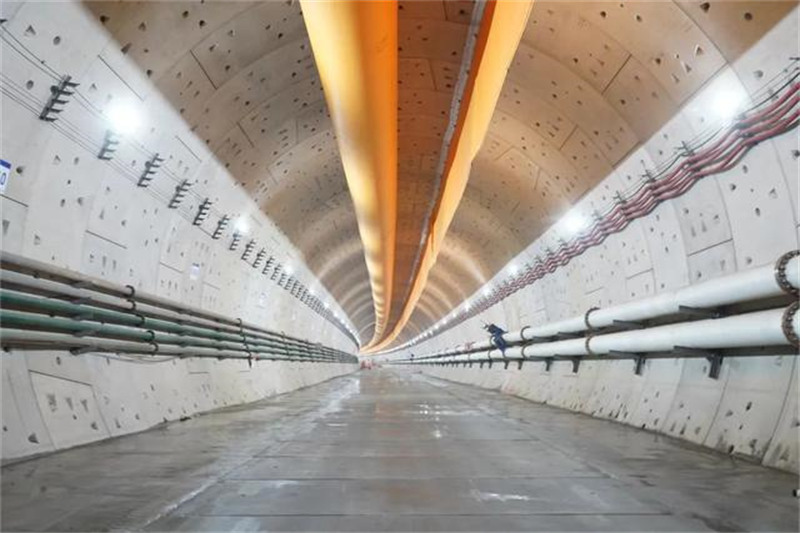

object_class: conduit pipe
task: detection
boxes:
[300,0,398,345]
[429,251,799,355]
[0,309,340,361]
[0,253,356,364]
[514,307,796,358]
[0,289,343,358]
[405,305,797,365]
[1,251,353,360]
[0,330,321,362]
[519,252,799,343]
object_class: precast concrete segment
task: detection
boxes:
[394,2,798,341]
[3,369,797,532]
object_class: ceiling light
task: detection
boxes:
[561,210,588,236]
[712,87,747,122]
[234,216,249,234]
[106,100,142,136]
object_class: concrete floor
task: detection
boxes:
[2,369,798,532]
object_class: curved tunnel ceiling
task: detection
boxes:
[84,0,795,350]
[396,0,796,345]
[84,0,378,340]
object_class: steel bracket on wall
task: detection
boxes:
[212,216,230,240]
[610,350,648,375]
[634,355,646,376]
[168,180,191,209]
[674,346,723,379]
[138,153,164,187]
[97,130,120,161]
[229,232,242,251]
[241,239,255,261]
[678,305,723,319]
[252,249,266,269]
[554,331,582,340]
[612,319,646,331]
[39,75,78,122]
[193,198,212,226]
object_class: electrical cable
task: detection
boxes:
[404,63,800,349]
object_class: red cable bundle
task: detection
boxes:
[414,78,799,346]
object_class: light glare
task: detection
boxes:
[562,210,588,236]
[712,88,746,121]
[106,101,142,136]
[234,216,249,234]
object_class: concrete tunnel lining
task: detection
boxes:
[0,0,798,531]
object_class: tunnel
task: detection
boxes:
[0,0,799,531]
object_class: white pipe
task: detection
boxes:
[590,308,792,354]
[512,316,587,340]
[497,254,797,344]
[520,308,795,358]
[488,351,504,361]
[415,306,796,365]
[403,254,797,364]
[589,257,799,329]
[490,349,523,360]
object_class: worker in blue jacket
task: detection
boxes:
[483,323,508,356]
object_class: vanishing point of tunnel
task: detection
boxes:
[0,1,799,531]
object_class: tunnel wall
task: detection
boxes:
[0,1,357,461]
[413,9,799,473]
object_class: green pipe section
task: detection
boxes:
[2,275,336,355]
[0,309,338,361]
[2,251,358,348]
[0,291,347,361]
[0,327,333,362]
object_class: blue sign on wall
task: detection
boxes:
[0,160,11,193]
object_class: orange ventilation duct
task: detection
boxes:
[365,0,533,353]
[300,0,398,346]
